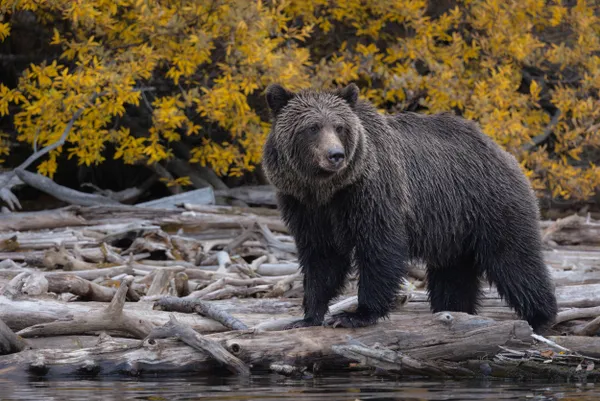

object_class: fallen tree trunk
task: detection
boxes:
[2,206,599,246]
[14,169,121,207]
[0,318,28,355]
[0,295,300,333]
[0,312,534,378]
[214,185,277,206]
[541,215,600,246]
[0,205,287,233]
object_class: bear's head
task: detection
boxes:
[262,83,367,199]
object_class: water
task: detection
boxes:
[1,373,599,400]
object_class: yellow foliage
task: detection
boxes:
[0,0,598,199]
[160,176,193,188]
[0,22,9,41]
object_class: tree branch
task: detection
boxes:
[522,110,561,152]
[14,169,121,206]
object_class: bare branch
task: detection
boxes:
[15,169,121,206]
[522,110,561,152]
[145,315,250,375]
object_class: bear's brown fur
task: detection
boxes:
[262,83,557,331]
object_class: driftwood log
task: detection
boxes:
[0,312,534,377]
[0,203,600,380]
[1,310,598,381]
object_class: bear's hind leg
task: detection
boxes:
[482,246,557,331]
[427,254,482,315]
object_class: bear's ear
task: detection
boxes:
[336,83,359,107]
[266,84,295,116]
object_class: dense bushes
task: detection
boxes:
[0,0,598,201]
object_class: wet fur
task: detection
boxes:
[262,84,558,331]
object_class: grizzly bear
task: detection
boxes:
[262,83,557,331]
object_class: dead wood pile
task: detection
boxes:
[1,202,600,381]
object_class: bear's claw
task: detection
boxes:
[324,312,378,329]
[282,318,322,330]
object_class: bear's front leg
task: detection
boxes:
[282,242,351,330]
[276,194,352,330]
[325,226,408,329]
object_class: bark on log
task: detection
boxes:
[153,297,249,331]
[555,306,600,325]
[45,265,134,281]
[15,277,154,339]
[334,343,600,380]
[541,215,600,246]
[214,185,276,206]
[0,208,87,231]
[0,205,287,233]
[137,187,215,209]
[2,205,598,246]
[145,315,249,375]
[45,274,118,301]
[549,336,600,358]
[0,295,301,333]
[0,312,533,378]
[0,317,28,355]
[15,169,121,207]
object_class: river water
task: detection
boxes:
[1,373,599,400]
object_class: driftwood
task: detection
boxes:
[0,172,23,211]
[15,169,121,207]
[0,317,28,355]
[0,203,599,381]
[0,204,287,233]
[3,311,596,380]
[154,297,249,330]
[145,315,250,375]
[214,185,277,206]
[137,187,215,209]
[0,312,536,378]
[16,277,154,339]
[541,214,600,246]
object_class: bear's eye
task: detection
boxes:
[306,125,319,135]
[335,125,345,134]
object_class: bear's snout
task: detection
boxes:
[327,148,345,167]
[315,128,347,174]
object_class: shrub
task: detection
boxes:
[0,0,598,201]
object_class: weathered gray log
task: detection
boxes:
[332,344,476,377]
[174,272,190,297]
[16,277,154,339]
[0,230,97,250]
[542,215,600,246]
[153,297,249,330]
[145,269,172,297]
[45,274,117,302]
[555,306,600,325]
[1,271,30,299]
[145,315,249,375]
[15,169,121,207]
[0,295,302,334]
[214,185,276,206]
[0,208,87,231]
[555,284,600,308]
[0,172,23,211]
[333,343,600,380]
[573,316,600,336]
[0,204,287,233]
[0,312,533,377]
[136,187,215,209]
[45,265,134,281]
[549,336,600,358]
[43,246,99,271]
[0,317,28,355]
